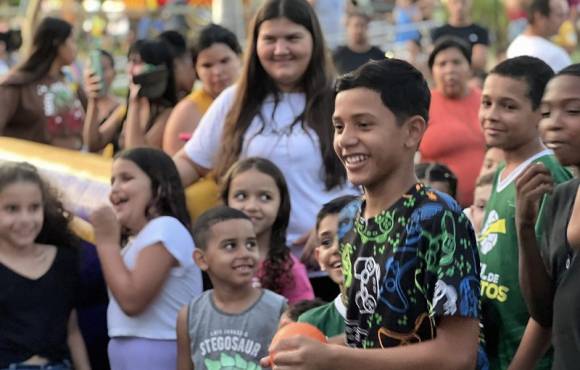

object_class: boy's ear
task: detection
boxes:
[403,115,427,149]
[193,249,208,271]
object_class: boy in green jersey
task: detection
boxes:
[298,195,357,337]
[478,56,572,370]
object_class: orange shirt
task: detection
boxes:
[419,88,485,207]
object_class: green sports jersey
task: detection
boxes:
[297,295,346,338]
[479,151,571,370]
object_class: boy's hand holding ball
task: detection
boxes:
[263,322,328,369]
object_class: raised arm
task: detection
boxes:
[515,163,555,326]
[82,70,124,152]
[90,205,177,316]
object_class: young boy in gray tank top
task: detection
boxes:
[177,206,287,370]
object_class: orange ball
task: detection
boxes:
[269,322,327,365]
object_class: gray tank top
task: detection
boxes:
[187,289,287,370]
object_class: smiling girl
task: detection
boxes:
[220,158,314,304]
[90,148,202,370]
[174,0,357,248]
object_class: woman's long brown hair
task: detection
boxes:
[213,0,346,190]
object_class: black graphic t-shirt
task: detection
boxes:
[338,183,481,348]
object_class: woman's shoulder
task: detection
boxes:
[144,216,191,236]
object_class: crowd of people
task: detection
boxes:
[0,0,579,369]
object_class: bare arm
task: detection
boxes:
[515,164,555,326]
[508,318,552,370]
[268,316,479,370]
[82,70,123,152]
[91,206,177,316]
[67,310,91,370]
[173,148,210,187]
[123,89,150,149]
[471,44,488,72]
[162,99,203,156]
[177,305,194,370]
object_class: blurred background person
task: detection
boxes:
[162,23,242,156]
[431,0,490,72]
[507,0,571,72]
[419,37,486,207]
[0,17,84,150]
[333,10,385,75]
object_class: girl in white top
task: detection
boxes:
[173,0,358,246]
[90,147,202,370]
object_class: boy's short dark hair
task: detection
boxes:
[528,0,551,23]
[345,10,371,23]
[192,206,251,250]
[428,36,472,70]
[335,58,431,125]
[488,56,554,110]
[284,298,326,321]
[415,162,458,199]
[316,195,359,231]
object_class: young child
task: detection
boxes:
[467,171,495,235]
[479,146,505,177]
[265,59,481,369]
[478,56,572,370]
[415,162,459,199]
[90,147,202,370]
[297,195,357,337]
[0,162,90,370]
[220,157,315,304]
[177,206,287,370]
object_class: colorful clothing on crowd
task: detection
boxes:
[257,254,314,305]
[338,184,481,349]
[479,150,571,370]
[0,74,84,149]
[186,290,286,370]
[419,88,485,207]
[298,294,346,337]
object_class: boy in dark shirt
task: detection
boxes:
[265,59,481,370]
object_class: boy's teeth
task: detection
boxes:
[346,155,367,164]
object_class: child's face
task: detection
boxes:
[479,147,504,177]
[480,75,541,152]
[196,218,260,288]
[227,169,281,239]
[0,181,44,249]
[540,74,580,168]
[316,213,343,285]
[469,184,492,235]
[110,159,152,234]
[333,87,416,192]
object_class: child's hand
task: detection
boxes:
[261,336,331,370]
[515,163,554,227]
[90,205,121,247]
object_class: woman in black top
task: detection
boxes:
[515,63,580,370]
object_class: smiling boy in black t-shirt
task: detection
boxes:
[264,59,481,370]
